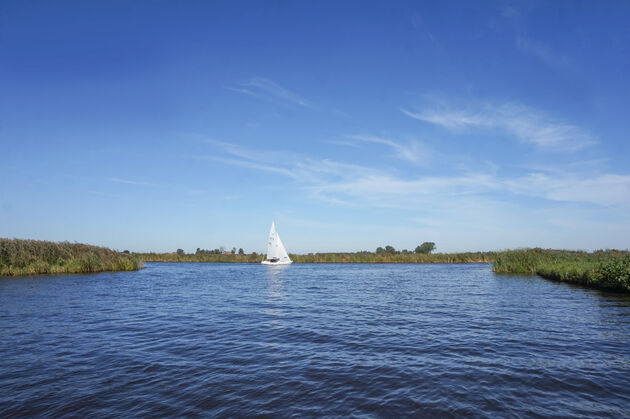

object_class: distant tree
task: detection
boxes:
[176,248,185,256]
[123,250,130,254]
[219,246,225,254]
[238,248,244,255]
[252,251,258,256]
[196,247,201,254]
[415,242,436,254]
[231,247,237,254]
[376,247,385,254]
[384,245,397,254]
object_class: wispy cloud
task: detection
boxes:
[516,37,569,69]
[226,77,313,108]
[506,173,630,207]
[202,156,298,179]
[402,102,595,151]
[348,135,432,165]
[109,177,154,186]
[203,141,630,210]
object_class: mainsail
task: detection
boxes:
[266,221,291,263]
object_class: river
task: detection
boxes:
[1,263,629,416]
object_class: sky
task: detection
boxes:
[1,0,629,253]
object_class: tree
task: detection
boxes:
[238,248,244,255]
[231,247,237,254]
[176,248,185,256]
[384,245,397,254]
[415,242,436,254]
[376,247,385,254]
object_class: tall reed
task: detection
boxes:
[137,251,493,264]
[0,238,144,277]
[493,248,630,292]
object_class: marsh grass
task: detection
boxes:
[493,248,630,293]
[138,252,263,263]
[138,251,494,264]
[0,238,144,277]
[290,252,494,263]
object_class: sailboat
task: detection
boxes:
[261,221,293,265]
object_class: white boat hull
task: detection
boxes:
[261,260,293,265]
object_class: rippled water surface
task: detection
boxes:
[2,263,630,416]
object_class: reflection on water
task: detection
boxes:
[264,265,288,319]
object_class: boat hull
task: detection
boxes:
[261,260,293,265]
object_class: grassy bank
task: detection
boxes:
[493,249,630,293]
[139,252,263,263]
[291,252,494,263]
[0,239,144,277]
[138,251,494,264]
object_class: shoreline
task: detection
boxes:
[3,241,628,294]
[1,238,144,277]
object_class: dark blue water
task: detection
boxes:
[2,263,630,417]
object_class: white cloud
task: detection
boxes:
[506,173,630,207]
[402,103,595,151]
[348,135,432,165]
[204,140,630,210]
[226,77,313,108]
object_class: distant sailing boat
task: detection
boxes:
[261,221,292,265]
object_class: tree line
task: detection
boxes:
[172,242,437,257]
[175,247,248,256]
[375,242,436,255]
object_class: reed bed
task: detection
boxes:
[493,248,630,293]
[291,252,494,263]
[138,251,494,264]
[0,238,144,277]
[139,252,263,263]
[10,241,625,294]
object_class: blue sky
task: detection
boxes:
[1,0,629,253]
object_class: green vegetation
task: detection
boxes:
[0,238,144,277]
[415,242,436,254]
[138,248,493,264]
[140,246,630,293]
[290,251,491,263]
[493,248,630,293]
[375,243,436,255]
[5,238,627,293]
[139,251,262,263]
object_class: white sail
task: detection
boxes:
[262,221,292,264]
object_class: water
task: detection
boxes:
[2,263,630,417]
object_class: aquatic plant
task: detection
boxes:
[137,251,493,264]
[0,238,144,277]
[493,248,630,293]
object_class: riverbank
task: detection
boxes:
[493,249,630,293]
[0,239,144,277]
[4,242,629,293]
[137,251,494,264]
